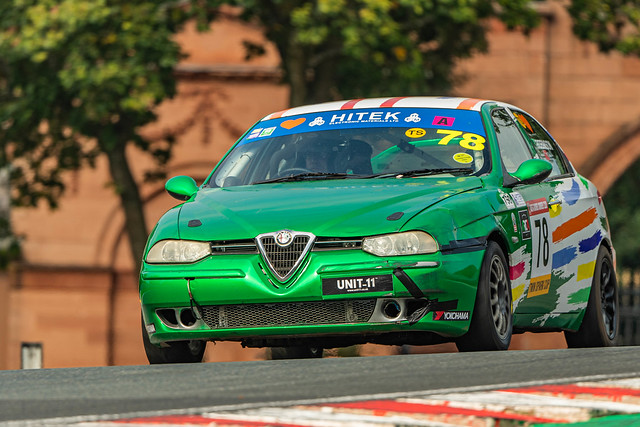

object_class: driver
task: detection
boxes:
[345,139,373,174]
[297,136,333,172]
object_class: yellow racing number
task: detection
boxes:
[436,129,485,151]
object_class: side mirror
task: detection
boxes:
[505,159,553,187]
[165,176,198,201]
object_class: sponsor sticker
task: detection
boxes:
[511,191,526,208]
[280,118,306,129]
[248,128,263,139]
[534,139,553,151]
[511,212,518,233]
[404,113,421,123]
[433,311,470,321]
[259,127,276,137]
[432,116,455,126]
[519,210,531,240]
[527,274,551,298]
[322,274,393,295]
[514,112,534,133]
[499,192,516,209]
[453,152,473,164]
[527,198,549,216]
[309,117,325,127]
[330,111,401,125]
[405,128,426,138]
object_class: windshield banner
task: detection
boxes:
[240,108,486,145]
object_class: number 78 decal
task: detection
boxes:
[436,129,486,151]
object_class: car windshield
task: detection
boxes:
[207,107,489,188]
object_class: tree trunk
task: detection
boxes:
[105,145,147,273]
[286,40,307,107]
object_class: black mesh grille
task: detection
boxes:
[260,235,310,279]
[200,299,376,329]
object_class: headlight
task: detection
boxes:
[146,240,211,263]
[362,231,438,256]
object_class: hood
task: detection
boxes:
[176,177,483,240]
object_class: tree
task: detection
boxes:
[0,0,214,270]
[604,158,640,270]
[218,0,540,106]
[567,0,640,270]
[568,0,640,55]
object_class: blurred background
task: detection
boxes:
[0,0,639,369]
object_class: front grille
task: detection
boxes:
[257,233,314,281]
[200,299,376,329]
[210,239,258,254]
[314,237,362,250]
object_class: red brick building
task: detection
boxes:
[1,2,639,369]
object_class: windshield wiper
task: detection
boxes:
[253,172,364,184]
[370,167,474,179]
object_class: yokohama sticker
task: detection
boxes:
[433,311,470,321]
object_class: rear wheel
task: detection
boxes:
[565,246,618,348]
[456,241,512,352]
[269,346,323,359]
[142,316,206,364]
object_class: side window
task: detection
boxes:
[491,108,533,173]
[512,111,569,177]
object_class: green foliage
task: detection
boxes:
[604,157,640,269]
[0,0,201,208]
[216,0,540,105]
[568,0,640,55]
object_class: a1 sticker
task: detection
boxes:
[405,128,426,138]
[526,198,552,295]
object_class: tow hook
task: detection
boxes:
[393,267,458,325]
[186,278,203,320]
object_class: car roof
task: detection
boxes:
[261,96,514,121]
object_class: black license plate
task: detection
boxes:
[322,274,393,295]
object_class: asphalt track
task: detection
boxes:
[0,346,639,424]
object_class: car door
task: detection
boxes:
[489,107,571,317]
[510,110,601,319]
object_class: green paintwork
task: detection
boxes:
[165,175,198,201]
[509,158,553,185]
[139,98,615,350]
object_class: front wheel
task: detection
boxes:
[142,316,206,364]
[565,246,619,348]
[456,241,512,352]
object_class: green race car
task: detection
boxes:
[140,97,618,363]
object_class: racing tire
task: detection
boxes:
[141,316,206,364]
[456,241,512,352]
[564,246,619,348]
[269,346,323,360]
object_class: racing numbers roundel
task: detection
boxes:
[275,230,293,247]
[405,128,426,138]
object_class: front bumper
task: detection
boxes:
[139,249,484,346]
